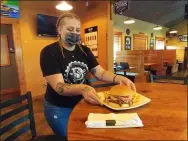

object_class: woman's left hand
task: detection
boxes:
[115,75,136,92]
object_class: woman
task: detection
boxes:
[40,12,136,136]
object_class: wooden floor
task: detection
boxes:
[1,93,54,141]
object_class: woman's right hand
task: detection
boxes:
[82,86,101,105]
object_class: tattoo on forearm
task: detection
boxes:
[56,82,71,93]
[91,68,97,75]
[100,71,106,81]
[83,86,90,93]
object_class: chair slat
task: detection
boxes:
[0,104,28,122]
[0,114,30,136]
[4,125,30,141]
[0,94,27,109]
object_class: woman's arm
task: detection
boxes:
[91,65,136,91]
[45,74,100,104]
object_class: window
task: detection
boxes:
[155,37,165,50]
[156,40,165,50]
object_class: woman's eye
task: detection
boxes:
[67,27,73,32]
[76,29,80,32]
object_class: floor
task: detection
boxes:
[1,92,54,141]
[171,69,187,77]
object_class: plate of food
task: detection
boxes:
[97,85,151,110]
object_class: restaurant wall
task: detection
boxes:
[113,14,169,50]
[19,1,60,97]
[166,20,187,48]
[166,20,187,62]
[80,1,109,70]
[19,1,110,97]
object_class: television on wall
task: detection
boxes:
[37,14,58,37]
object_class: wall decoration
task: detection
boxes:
[84,26,98,57]
[1,0,19,18]
[150,39,154,49]
[178,35,187,42]
[114,0,129,15]
[1,34,10,66]
[125,36,131,50]
[126,29,130,35]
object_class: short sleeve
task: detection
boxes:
[84,46,99,70]
[40,47,61,77]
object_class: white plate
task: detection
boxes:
[97,91,151,111]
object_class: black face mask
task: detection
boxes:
[65,33,81,47]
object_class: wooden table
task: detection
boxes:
[68,83,187,140]
[144,63,157,67]
[115,66,136,76]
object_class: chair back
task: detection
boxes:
[0,91,36,141]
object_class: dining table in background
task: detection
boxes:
[68,83,187,140]
[115,66,136,76]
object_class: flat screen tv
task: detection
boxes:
[37,14,58,37]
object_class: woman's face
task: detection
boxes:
[58,17,81,45]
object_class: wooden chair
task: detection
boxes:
[0,91,36,141]
[150,74,188,85]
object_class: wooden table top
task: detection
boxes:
[144,63,157,66]
[116,66,136,72]
[68,83,187,140]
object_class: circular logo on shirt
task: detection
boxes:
[64,61,88,84]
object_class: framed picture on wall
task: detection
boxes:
[1,34,10,66]
[84,26,98,57]
[150,39,154,49]
[125,36,131,50]
[178,35,187,42]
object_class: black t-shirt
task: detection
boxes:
[40,42,99,108]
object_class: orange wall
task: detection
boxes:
[19,1,59,97]
[80,1,108,70]
[19,1,109,97]
[167,20,187,48]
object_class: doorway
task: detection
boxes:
[0,17,26,98]
[133,34,148,50]
[155,37,165,50]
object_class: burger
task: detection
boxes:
[104,85,137,108]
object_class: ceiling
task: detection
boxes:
[121,0,187,28]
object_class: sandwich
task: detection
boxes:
[104,85,137,108]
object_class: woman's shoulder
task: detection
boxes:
[41,42,59,54]
[77,44,90,52]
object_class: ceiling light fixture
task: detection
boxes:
[56,1,73,11]
[124,18,135,24]
[169,29,178,34]
[153,25,162,30]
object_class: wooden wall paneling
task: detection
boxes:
[116,51,144,74]
[0,34,10,66]
[133,34,148,50]
[144,50,163,70]
[163,50,176,65]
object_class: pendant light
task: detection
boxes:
[124,18,135,24]
[153,25,162,30]
[56,1,73,11]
